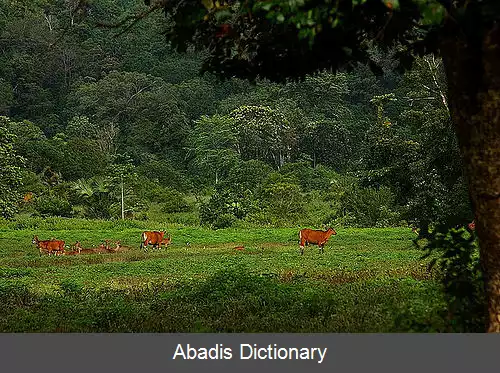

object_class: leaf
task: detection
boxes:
[418,1,446,25]
[276,13,285,23]
[384,0,400,10]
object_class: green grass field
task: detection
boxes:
[0,219,446,332]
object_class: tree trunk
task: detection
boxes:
[121,177,125,220]
[440,21,500,332]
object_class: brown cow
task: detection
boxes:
[140,231,170,250]
[93,242,110,254]
[32,235,65,256]
[104,240,121,253]
[298,227,337,255]
[64,242,82,255]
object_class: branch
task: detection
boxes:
[95,3,164,38]
[425,56,449,112]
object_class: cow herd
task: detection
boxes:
[31,220,479,258]
[32,228,337,255]
[32,235,122,256]
[31,227,343,257]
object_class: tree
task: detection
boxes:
[188,114,239,185]
[119,0,500,332]
[67,71,189,159]
[0,117,25,218]
[229,105,294,169]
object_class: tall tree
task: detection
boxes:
[188,114,239,185]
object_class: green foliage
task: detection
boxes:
[159,189,192,214]
[257,182,305,225]
[230,105,293,169]
[188,114,239,185]
[420,226,486,332]
[326,174,400,227]
[200,185,256,229]
[33,195,73,218]
[71,177,115,219]
[224,160,274,192]
[0,117,25,218]
[136,160,192,192]
[280,162,332,192]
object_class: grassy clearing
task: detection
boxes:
[0,221,445,332]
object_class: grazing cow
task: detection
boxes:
[234,246,244,251]
[298,227,337,255]
[140,231,170,250]
[32,236,65,256]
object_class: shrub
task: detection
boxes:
[199,186,256,229]
[34,196,72,217]
[159,189,191,213]
[325,175,400,227]
[421,226,486,332]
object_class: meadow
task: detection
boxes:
[0,218,446,332]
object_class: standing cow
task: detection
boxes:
[298,227,337,255]
[32,235,65,256]
[140,231,171,250]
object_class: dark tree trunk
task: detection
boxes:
[440,20,500,332]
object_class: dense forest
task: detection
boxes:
[0,0,473,232]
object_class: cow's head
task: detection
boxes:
[32,236,38,244]
[327,227,337,235]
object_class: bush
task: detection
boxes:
[34,195,72,217]
[199,186,256,229]
[325,175,400,227]
[159,189,191,213]
[279,162,332,192]
[213,213,237,229]
[258,182,305,223]
[394,226,487,332]
[421,226,486,332]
